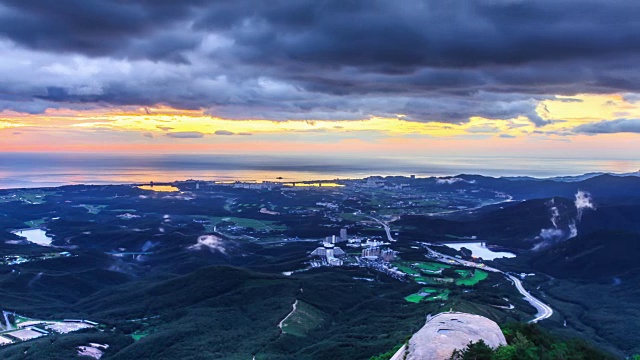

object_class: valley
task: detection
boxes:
[0,173,638,358]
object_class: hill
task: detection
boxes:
[395,197,577,250]
[529,230,640,279]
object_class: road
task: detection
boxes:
[357,213,552,323]
[278,300,298,331]
[423,244,553,323]
[507,275,553,323]
[368,216,396,242]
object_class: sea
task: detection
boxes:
[1,153,639,189]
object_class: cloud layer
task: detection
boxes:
[0,1,640,126]
[165,131,204,139]
[574,118,640,134]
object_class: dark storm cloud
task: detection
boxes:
[0,0,204,62]
[196,1,640,70]
[574,118,640,134]
[1,0,640,124]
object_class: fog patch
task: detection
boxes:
[141,241,156,252]
[575,190,596,220]
[28,272,43,287]
[539,228,565,241]
[568,222,578,238]
[188,235,227,254]
[436,177,475,185]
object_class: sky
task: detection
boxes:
[1,0,640,164]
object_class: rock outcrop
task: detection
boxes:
[401,311,507,360]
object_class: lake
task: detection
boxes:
[442,242,515,260]
[12,229,53,246]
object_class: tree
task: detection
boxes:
[509,332,538,360]
[450,340,494,360]
[492,345,517,360]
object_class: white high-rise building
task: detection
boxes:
[340,228,348,242]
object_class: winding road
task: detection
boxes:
[365,212,552,323]
[278,300,298,332]
[507,275,553,323]
[423,244,553,323]
[368,216,397,242]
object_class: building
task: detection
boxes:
[380,248,396,261]
[310,242,346,258]
[364,239,386,247]
[339,228,348,242]
[362,246,381,260]
[310,240,346,266]
[361,247,396,261]
[324,235,339,244]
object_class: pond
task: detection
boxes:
[442,242,515,260]
[12,228,53,246]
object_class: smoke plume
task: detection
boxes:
[534,191,596,251]
[547,198,560,228]
[28,272,43,287]
[575,190,596,220]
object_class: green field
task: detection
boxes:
[425,290,449,302]
[395,260,488,288]
[414,262,451,272]
[394,261,450,278]
[281,300,327,337]
[414,276,436,284]
[11,190,57,204]
[405,288,449,303]
[455,269,489,286]
[395,264,420,276]
[201,216,287,231]
[24,218,46,228]
[131,331,148,341]
[78,204,107,214]
[404,293,425,303]
[455,269,471,277]
[14,315,30,325]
